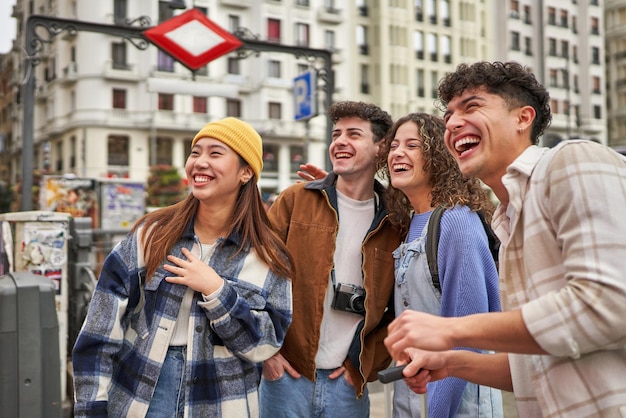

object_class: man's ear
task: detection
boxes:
[518,105,536,131]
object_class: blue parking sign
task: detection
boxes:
[293,70,317,121]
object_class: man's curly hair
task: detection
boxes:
[437,61,552,145]
[377,113,495,237]
[328,101,393,143]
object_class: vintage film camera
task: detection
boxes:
[331,283,366,315]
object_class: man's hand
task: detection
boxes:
[385,310,456,360]
[296,163,328,183]
[329,366,356,387]
[262,353,301,380]
[400,348,450,394]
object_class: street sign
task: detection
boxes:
[293,70,317,121]
[143,8,243,71]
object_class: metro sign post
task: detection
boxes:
[20,11,334,210]
[143,9,243,71]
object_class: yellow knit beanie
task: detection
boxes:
[191,117,263,179]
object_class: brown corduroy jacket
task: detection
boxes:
[267,173,401,398]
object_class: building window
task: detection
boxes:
[193,96,207,113]
[593,104,601,119]
[70,136,76,168]
[290,145,305,172]
[268,102,282,119]
[108,135,129,166]
[360,64,369,94]
[549,69,558,87]
[325,30,335,51]
[296,0,309,6]
[560,9,568,28]
[357,25,368,55]
[157,50,174,72]
[548,7,556,25]
[268,60,281,78]
[228,14,240,33]
[113,0,127,23]
[227,57,240,75]
[227,99,241,117]
[158,93,174,110]
[441,0,450,26]
[267,18,281,43]
[112,42,128,70]
[592,47,600,64]
[431,70,438,98]
[417,69,424,97]
[591,17,599,35]
[263,143,279,171]
[358,0,368,16]
[428,33,438,62]
[441,35,451,63]
[296,23,310,47]
[523,5,531,24]
[550,99,559,114]
[548,38,557,56]
[158,0,174,23]
[112,88,126,109]
[510,0,519,17]
[414,30,424,59]
[524,37,532,55]
[592,76,601,94]
[55,141,63,172]
[155,137,173,165]
[427,0,437,23]
[511,31,520,51]
[415,0,423,21]
[561,40,569,58]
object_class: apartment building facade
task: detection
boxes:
[494,0,607,146]
[605,0,626,148]
[8,0,617,200]
[5,0,495,198]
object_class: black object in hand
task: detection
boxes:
[378,364,407,383]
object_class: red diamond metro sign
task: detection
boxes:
[143,8,243,71]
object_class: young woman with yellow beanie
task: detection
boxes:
[72,117,293,418]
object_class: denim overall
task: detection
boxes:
[391,217,503,418]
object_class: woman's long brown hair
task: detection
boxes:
[131,170,293,281]
[377,113,495,238]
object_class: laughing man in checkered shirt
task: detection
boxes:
[384,61,626,418]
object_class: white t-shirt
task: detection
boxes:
[315,191,375,369]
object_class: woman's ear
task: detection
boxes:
[240,166,254,184]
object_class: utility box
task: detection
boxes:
[0,271,61,417]
[0,211,72,409]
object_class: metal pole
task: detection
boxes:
[20,54,35,211]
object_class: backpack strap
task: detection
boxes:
[426,206,445,292]
[426,207,501,294]
[476,210,500,267]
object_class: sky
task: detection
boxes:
[0,0,17,54]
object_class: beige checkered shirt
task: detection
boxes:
[492,141,626,417]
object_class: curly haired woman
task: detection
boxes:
[380,113,503,418]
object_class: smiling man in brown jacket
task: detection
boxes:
[258,101,400,417]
